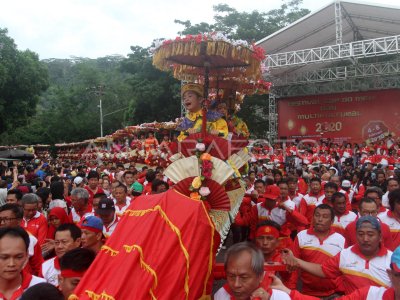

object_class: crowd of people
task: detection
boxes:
[0,132,399,299]
[0,82,400,299]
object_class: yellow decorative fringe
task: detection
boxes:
[85,290,115,300]
[100,245,119,257]
[227,159,241,178]
[199,201,215,298]
[123,244,158,298]
[152,40,262,81]
[124,205,190,300]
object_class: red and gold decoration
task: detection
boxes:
[164,133,250,248]
[71,189,218,299]
[152,32,265,82]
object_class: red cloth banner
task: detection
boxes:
[278,89,400,143]
[71,189,217,300]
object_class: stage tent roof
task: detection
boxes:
[257,0,400,77]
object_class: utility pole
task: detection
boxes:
[87,85,106,137]
[99,96,103,137]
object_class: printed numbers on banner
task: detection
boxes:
[315,122,342,133]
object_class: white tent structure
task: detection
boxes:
[256,0,400,141]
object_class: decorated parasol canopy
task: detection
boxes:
[152,32,266,138]
[152,32,266,82]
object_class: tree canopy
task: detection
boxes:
[0,28,49,136]
[175,0,309,42]
[0,1,310,144]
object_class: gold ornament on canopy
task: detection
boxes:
[152,32,266,83]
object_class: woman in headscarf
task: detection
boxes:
[42,207,70,258]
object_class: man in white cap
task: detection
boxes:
[73,176,85,188]
[341,179,354,204]
[330,176,351,211]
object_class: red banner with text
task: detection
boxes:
[278,89,400,143]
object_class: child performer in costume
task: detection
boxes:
[217,101,250,138]
[177,83,228,141]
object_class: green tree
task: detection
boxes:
[121,46,181,125]
[1,55,133,144]
[175,0,310,42]
[0,28,49,135]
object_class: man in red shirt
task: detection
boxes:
[272,245,400,300]
[330,192,357,237]
[249,181,308,242]
[300,177,324,223]
[287,176,304,209]
[330,176,352,211]
[249,179,268,204]
[254,221,297,289]
[69,188,94,225]
[0,227,45,299]
[84,171,104,205]
[317,181,338,205]
[380,188,400,247]
[344,197,394,250]
[58,247,96,300]
[0,204,43,276]
[20,193,47,246]
[214,242,290,299]
[40,223,81,286]
[143,170,156,195]
[336,244,400,299]
[382,178,400,208]
[285,215,392,295]
[366,187,387,216]
[292,204,345,297]
[295,169,308,195]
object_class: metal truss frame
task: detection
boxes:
[273,75,400,97]
[335,0,343,45]
[265,1,400,139]
[266,35,400,68]
[268,93,278,143]
[271,59,400,86]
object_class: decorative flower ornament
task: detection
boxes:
[188,139,215,201]
[200,153,212,161]
[189,192,201,201]
[196,143,206,152]
[191,176,202,190]
[199,187,211,197]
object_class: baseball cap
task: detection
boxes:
[329,167,338,175]
[391,246,400,272]
[356,215,381,232]
[17,186,30,194]
[73,176,83,185]
[264,185,281,201]
[96,198,115,215]
[81,216,103,233]
[341,180,351,188]
[131,181,144,193]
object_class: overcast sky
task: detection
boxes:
[1,0,399,59]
